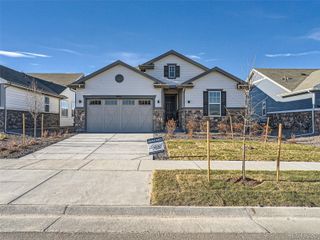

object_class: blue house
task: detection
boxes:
[249,68,320,135]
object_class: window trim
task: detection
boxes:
[168,64,176,79]
[208,91,221,117]
[61,100,68,118]
[262,101,267,116]
[44,96,50,113]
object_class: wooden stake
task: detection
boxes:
[207,120,211,182]
[276,123,283,182]
[22,113,26,145]
[41,114,44,138]
[229,115,234,140]
[264,117,270,148]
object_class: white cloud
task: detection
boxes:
[108,51,150,66]
[205,58,219,62]
[0,50,50,58]
[265,50,320,58]
[187,55,201,60]
[307,28,320,41]
[45,47,82,55]
[30,63,40,66]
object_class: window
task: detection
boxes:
[262,101,266,116]
[44,96,50,112]
[89,100,101,105]
[71,102,75,117]
[122,99,135,105]
[61,100,68,117]
[105,99,117,105]
[168,64,176,79]
[208,91,221,116]
[138,100,151,105]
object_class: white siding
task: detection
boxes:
[76,65,162,108]
[144,55,206,84]
[184,71,245,108]
[6,86,59,113]
[252,71,313,102]
[60,88,75,127]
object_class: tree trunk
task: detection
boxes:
[33,115,37,138]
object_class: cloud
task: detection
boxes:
[108,52,150,66]
[187,55,201,60]
[30,63,40,66]
[0,50,50,58]
[45,47,82,55]
[205,58,219,62]
[265,50,320,58]
[306,28,320,41]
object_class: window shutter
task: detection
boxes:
[203,91,208,116]
[164,65,168,77]
[221,91,227,116]
[176,66,180,77]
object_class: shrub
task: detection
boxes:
[0,133,7,141]
[166,119,176,139]
[186,119,196,138]
[218,122,228,134]
[42,130,49,138]
[233,122,244,133]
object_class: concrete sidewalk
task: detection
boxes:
[0,205,319,234]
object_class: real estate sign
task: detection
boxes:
[147,137,165,155]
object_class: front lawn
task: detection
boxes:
[166,139,320,161]
[151,170,320,207]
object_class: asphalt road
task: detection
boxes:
[1,232,319,240]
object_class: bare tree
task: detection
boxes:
[26,79,43,138]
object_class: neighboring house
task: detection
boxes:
[28,73,83,127]
[249,68,320,135]
[70,50,247,133]
[0,65,68,133]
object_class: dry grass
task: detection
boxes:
[166,139,320,162]
[151,170,320,206]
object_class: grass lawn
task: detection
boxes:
[166,139,320,161]
[151,170,320,207]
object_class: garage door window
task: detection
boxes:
[122,99,135,105]
[89,100,101,105]
[138,100,151,105]
[105,99,117,105]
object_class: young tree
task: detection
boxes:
[27,79,43,138]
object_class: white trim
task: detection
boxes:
[267,108,320,114]
[168,64,176,79]
[252,69,291,93]
[208,90,221,117]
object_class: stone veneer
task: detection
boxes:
[74,108,85,132]
[179,108,245,132]
[0,109,59,132]
[268,110,318,135]
[153,108,165,132]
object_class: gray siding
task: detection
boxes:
[250,86,313,116]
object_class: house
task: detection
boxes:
[0,65,74,133]
[28,73,83,127]
[70,50,247,133]
[249,68,320,135]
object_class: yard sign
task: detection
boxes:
[147,137,165,155]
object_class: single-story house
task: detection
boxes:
[0,65,77,133]
[70,50,247,133]
[249,68,320,135]
[28,73,83,127]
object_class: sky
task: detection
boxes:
[0,0,319,79]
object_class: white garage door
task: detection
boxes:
[87,98,153,133]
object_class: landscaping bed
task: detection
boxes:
[0,133,75,159]
[165,139,320,162]
[151,170,320,207]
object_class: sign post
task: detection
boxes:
[147,137,165,156]
[276,123,283,182]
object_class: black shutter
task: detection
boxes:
[176,65,180,77]
[203,91,208,116]
[221,91,227,116]
[164,65,168,77]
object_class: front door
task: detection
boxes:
[164,95,177,122]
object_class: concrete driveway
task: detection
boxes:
[0,134,153,206]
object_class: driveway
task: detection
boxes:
[0,134,153,206]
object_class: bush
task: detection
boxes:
[233,122,244,133]
[186,119,196,138]
[166,119,176,139]
[218,122,228,134]
[0,133,7,141]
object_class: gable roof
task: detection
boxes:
[254,68,319,91]
[182,67,246,85]
[0,65,66,96]
[71,60,165,85]
[28,73,83,87]
[139,50,209,71]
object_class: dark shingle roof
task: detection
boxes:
[28,73,83,86]
[0,65,66,96]
[255,68,319,91]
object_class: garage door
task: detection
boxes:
[87,98,153,133]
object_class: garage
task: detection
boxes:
[86,98,153,133]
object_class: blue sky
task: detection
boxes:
[0,0,319,79]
